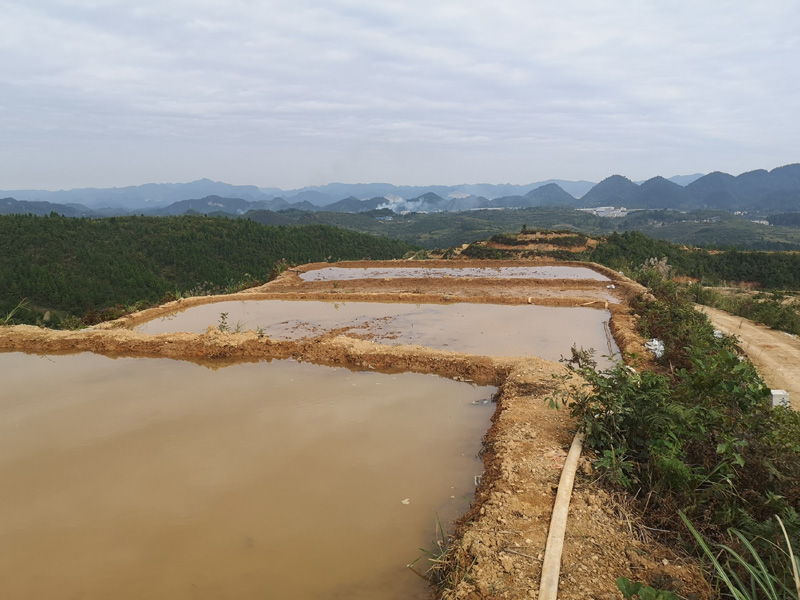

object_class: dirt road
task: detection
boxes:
[697,305,800,410]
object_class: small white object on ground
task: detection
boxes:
[771,389,790,408]
[644,338,665,358]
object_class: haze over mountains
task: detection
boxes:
[2,165,799,218]
[0,178,598,213]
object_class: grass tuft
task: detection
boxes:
[680,512,800,600]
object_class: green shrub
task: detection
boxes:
[617,577,679,600]
[549,270,800,588]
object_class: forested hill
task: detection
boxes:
[0,214,416,324]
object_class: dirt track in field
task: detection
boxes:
[697,305,800,410]
[0,260,710,600]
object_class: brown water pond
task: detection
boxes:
[299,265,610,281]
[136,300,619,365]
[0,352,494,599]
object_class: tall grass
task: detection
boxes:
[407,512,476,591]
[681,513,800,600]
[1,299,28,325]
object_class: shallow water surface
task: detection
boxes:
[300,265,609,281]
[137,300,619,364]
[0,353,494,599]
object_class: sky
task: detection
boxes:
[1,0,798,191]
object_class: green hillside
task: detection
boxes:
[460,228,800,290]
[244,207,800,251]
[587,231,800,288]
[0,214,416,325]
[244,207,605,248]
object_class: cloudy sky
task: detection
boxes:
[1,0,798,190]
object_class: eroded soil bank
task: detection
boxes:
[0,260,707,599]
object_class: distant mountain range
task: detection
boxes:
[2,165,799,218]
[0,177,599,212]
[581,165,800,212]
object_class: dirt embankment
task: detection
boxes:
[444,363,708,600]
[0,325,508,385]
[0,260,706,599]
[484,237,599,254]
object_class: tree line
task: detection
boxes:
[588,231,800,289]
[0,213,416,326]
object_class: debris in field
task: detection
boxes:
[713,330,724,339]
[771,389,790,407]
[606,284,616,289]
[401,498,410,505]
[644,338,665,358]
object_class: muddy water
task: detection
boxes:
[300,265,609,281]
[0,352,494,600]
[137,301,619,364]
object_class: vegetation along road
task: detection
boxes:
[698,304,800,410]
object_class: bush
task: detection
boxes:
[549,271,800,590]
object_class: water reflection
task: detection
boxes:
[137,300,619,365]
[0,353,493,599]
[300,266,609,281]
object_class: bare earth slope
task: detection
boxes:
[697,305,800,410]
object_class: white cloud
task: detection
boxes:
[0,0,798,188]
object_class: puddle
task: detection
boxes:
[300,265,609,281]
[137,300,619,365]
[0,352,493,599]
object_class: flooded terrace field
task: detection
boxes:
[0,352,494,600]
[299,265,610,282]
[0,257,651,600]
[135,300,619,364]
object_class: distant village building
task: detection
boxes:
[576,206,629,218]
